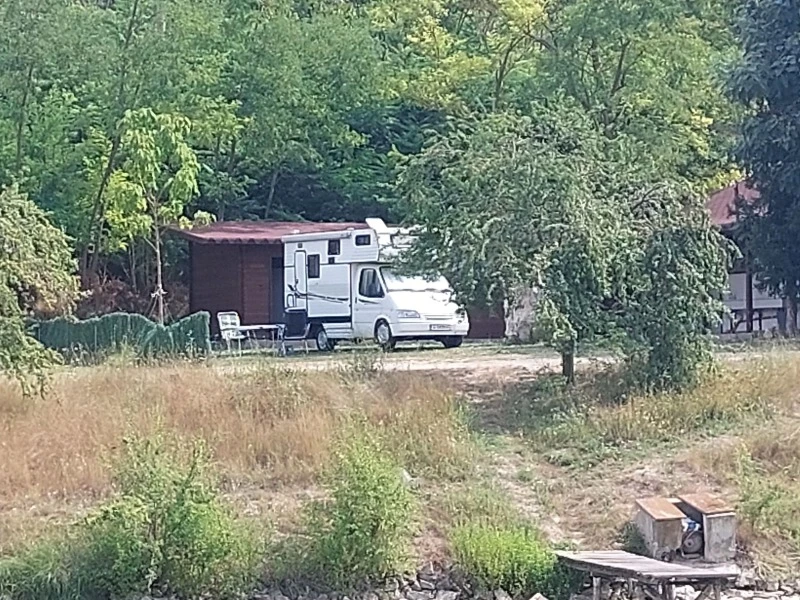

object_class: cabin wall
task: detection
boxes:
[191,243,282,334]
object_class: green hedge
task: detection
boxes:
[32,312,211,361]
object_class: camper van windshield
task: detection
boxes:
[381,268,450,292]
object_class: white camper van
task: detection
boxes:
[282,218,469,351]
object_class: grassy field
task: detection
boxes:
[2,347,800,578]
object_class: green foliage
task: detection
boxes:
[0,0,737,295]
[34,311,211,362]
[281,431,415,589]
[0,434,263,600]
[451,523,579,599]
[617,522,648,557]
[400,110,730,392]
[0,186,77,390]
[731,0,800,332]
[736,449,800,549]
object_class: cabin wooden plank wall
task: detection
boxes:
[191,245,243,332]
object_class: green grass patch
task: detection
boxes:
[451,523,580,599]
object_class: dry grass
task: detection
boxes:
[0,360,472,553]
[687,417,800,574]
[509,354,800,466]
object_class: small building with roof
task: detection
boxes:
[705,182,784,334]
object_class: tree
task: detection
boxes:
[0,187,78,391]
[731,0,800,333]
[399,109,729,390]
[107,109,201,324]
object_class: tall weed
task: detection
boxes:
[276,430,415,589]
[0,434,263,600]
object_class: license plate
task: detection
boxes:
[429,324,452,331]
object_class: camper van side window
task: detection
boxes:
[355,234,371,246]
[308,254,321,279]
[328,239,341,256]
[359,269,383,298]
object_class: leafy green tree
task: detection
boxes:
[400,109,728,390]
[731,0,800,333]
[0,187,78,391]
[107,109,202,324]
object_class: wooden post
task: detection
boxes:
[745,262,754,333]
[593,577,601,600]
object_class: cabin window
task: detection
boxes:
[355,234,371,246]
[359,269,383,298]
[308,254,321,279]
[328,239,341,256]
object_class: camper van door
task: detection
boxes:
[293,249,308,312]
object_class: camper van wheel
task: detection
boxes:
[375,320,396,352]
[314,326,335,352]
[440,336,464,349]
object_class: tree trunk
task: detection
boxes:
[153,219,165,325]
[788,289,798,337]
[14,63,35,176]
[561,343,576,385]
[264,168,280,219]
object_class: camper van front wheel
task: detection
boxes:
[375,320,396,352]
[314,326,336,352]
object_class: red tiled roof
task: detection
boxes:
[171,220,365,245]
[706,182,759,228]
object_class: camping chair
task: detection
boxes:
[281,323,311,355]
[281,311,311,355]
[217,311,246,354]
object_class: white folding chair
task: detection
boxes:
[217,311,246,354]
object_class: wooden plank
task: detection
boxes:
[678,493,734,516]
[555,551,738,584]
[636,496,685,521]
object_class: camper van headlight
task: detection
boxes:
[456,308,466,323]
[397,310,421,319]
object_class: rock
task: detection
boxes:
[407,591,433,600]
[495,590,513,600]
[766,583,780,593]
[528,594,549,600]
[419,580,436,592]
[362,593,380,600]
[781,586,795,595]
[734,591,755,599]
[675,586,696,599]
[737,572,756,590]
[436,592,459,600]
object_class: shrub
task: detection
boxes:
[284,430,415,589]
[451,523,578,599]
[33,311,211,363]
[0,434,263,600]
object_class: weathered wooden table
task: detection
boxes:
[556,550,739,600]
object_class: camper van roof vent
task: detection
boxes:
[366,218,390,235]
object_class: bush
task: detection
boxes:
[281,430,415,589]
[0,434,263,600]
[33,311,211,363]
[452,523,578,599]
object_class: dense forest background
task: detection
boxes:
[0,0,739,318]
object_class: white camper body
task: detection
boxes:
[282,218,469,350]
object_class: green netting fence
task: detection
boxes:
[32,311,211,361]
